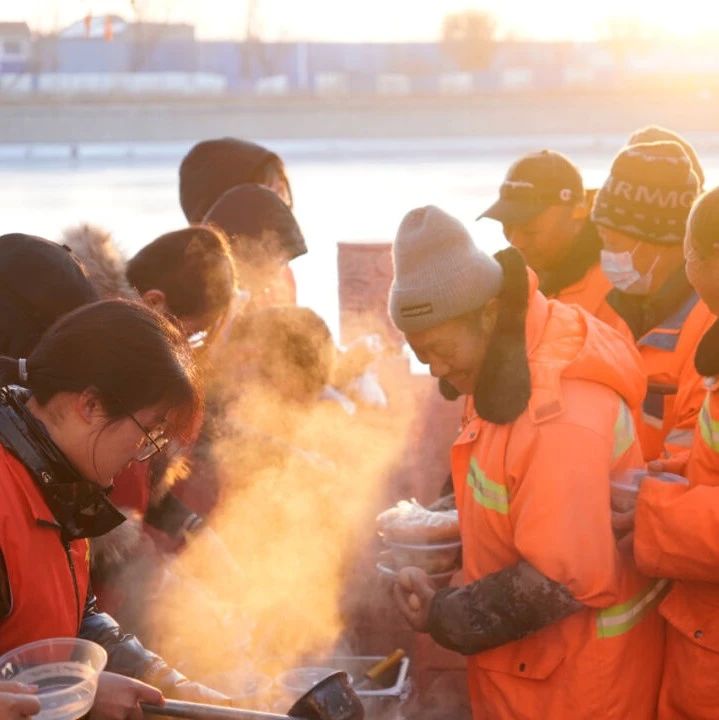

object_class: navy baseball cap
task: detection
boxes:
[478,150,584,225]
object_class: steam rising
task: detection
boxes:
[143,311,423,696]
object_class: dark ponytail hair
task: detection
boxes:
[0,299,203,442]
[126,226,236,322]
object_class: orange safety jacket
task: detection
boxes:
[553,261,630,337]
[452,278,664,720]
[537,214,630,340]
[634,294,714,462]
[635,377,719,719]
[0,446,90,654]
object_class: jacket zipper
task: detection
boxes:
[62,538,82,630]
[36,520,83,630]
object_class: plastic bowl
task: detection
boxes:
[383,538,461,574]
[611,469,688,510]
[0,638,107,720]
[376,552,458,588]
[276,666,348,695]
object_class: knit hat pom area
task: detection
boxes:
[591,141,699,245]
[389,205,503,334]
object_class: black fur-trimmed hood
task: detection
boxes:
[696,318,719,378]
[473,247,531,423]
[439,247,531,424]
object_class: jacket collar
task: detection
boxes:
[0,386,125,541]
[538,220,602,299]
[471,247,533,424]
[607,266,695,341]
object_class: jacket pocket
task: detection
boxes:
[660,582,719,653]
[470,630,565,680]
[659,584,719,719]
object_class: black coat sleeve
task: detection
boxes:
[143,492,203,539]
[79,590,185,687]
[427,561,583,655]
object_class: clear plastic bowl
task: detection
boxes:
[383,538,461,574]
[0,638,107,720]
[276,666,348,695]
[611,469,688,511]
[376,552,458,588]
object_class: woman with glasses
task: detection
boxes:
[0,299,228,719]
[61,225,238,620]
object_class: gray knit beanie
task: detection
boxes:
[389,206,503,334]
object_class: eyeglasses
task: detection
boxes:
[183,307,230,351]
[126,412,169,461]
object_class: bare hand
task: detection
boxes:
[648,454,689,475]
[0,682,41,720]
[393,566,436,632]
[612,508,636,554]
[610,483,638,515]
[168,680,230,705]
[90,672,163,720]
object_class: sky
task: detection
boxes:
[5,0,719,42]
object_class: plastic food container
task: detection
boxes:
[611,469,688,510]
[300,655,411,717]
[383,538,461,574]
[0,638,107,720]
[376,551,457,588]
[276,666,347,695]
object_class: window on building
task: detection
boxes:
[2,40,23,56]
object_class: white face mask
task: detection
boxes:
[600,245,659,295]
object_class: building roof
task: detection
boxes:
[0,22,31,38]
[60,15,127,39]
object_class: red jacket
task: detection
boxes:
[0,446,89,654]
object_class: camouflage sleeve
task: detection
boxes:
[427,560,583,655]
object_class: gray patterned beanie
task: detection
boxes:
[591,141,699,245]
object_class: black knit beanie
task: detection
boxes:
[591,141,699,245]
[0,233,98,356]
[203,184,307,263]
[179,138,282,223]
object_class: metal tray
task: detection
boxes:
[318,656,410,699]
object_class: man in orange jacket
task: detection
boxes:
[613,187,719,720]
[592,140,713,462]
[388,206,664,720]
[478,150,622,329]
